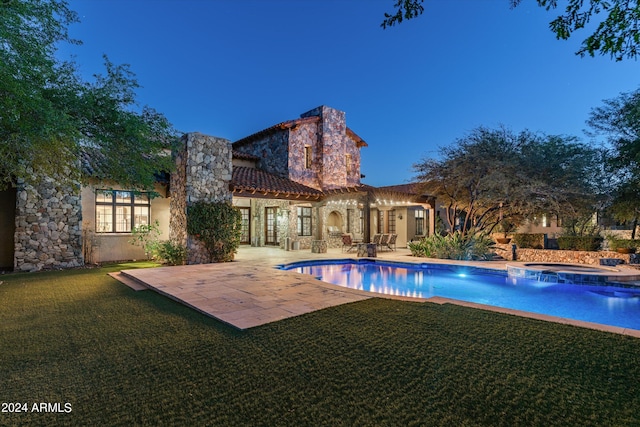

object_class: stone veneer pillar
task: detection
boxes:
[170,132,232,264]
[301,106,349,190]
[14,177,83,271]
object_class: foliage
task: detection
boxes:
[155,240,187,265]
[413,126,604,237]
[557,236,603,251]
[557,217,603,250]
[129,220,162,260]
[408,230,496,260]
[128,221,186,264]
[588,87,640,238]
[1,265,639,426]
[605,237,640,251]
[498,219,515,237]
[382,0,640,60]
[561,214,602,237]
[187,201,242,262]
[0,0,177,190]
[513,233,545,249]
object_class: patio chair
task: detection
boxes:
[378,234,390,251]
[382,234,397,251]
[372,234,382,248]
[342,234,358,253]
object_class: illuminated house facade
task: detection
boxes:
[1,105,436,271]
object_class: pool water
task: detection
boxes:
[282,260,640,331]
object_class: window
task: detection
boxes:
[96,190,150,233]
[304,145,312,169]
[345,154,352,173]
[415,209,425,235]
[297,206,312,236]
[388,209,396,234]
[378,210,384,234]
[359,209,364,234]
[542,214,551,227]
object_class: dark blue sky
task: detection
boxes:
[60,0,639,186]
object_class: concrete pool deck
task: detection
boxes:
[111,247,640,337]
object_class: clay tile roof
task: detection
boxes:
[232,150,260,161]
[231,166,323,199]
[376,183,424,195]
[233,116,320,148]
[374,183,434,203]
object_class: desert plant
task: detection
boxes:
[408,231,495,260]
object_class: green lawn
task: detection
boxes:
[0,263,639,426]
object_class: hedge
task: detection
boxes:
[557,236,603,251]
[512,233,545,249]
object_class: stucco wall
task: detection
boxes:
[81,182,169,263]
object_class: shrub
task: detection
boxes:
[607,238,640,251]
[129,220,162,260]
[408,231,495,260]
[512,233,544,249]
[155,240,187,265]
[557,236,603,251]
[187,201,242,262]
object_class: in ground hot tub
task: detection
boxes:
[506,263,640,286]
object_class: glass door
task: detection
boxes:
[265,207,279,245]
[238,207,250,244]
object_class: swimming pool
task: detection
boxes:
[279,259,640,331]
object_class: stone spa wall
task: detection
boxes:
[495,243,636,265]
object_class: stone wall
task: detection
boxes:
[287,120,321,190]
[234,106,363,192]
[301,106,361,190]
[14,177,83,271]
[170,132,232,264]
[495,243,636,265]
[234,129,291,179]
[320,200,362,248]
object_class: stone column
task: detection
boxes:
[14,177,83,272]
[170,132,233,264]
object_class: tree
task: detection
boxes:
[588,87,640,237]
[382,0,640,61]
[0,0,176,191]
[413,127,604,236]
